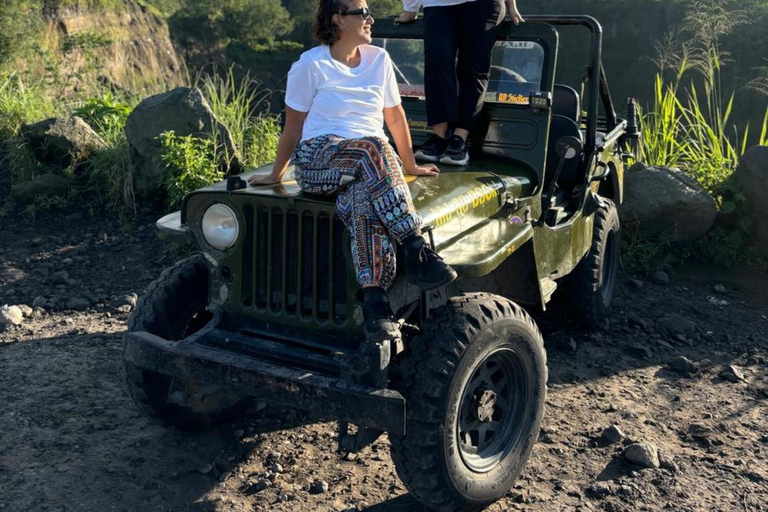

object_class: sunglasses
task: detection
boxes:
[341,7,373,20]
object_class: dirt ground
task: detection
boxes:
[1,209,767,512]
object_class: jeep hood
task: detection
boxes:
[189,161,534,240]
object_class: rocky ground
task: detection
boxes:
[1,208,767,512]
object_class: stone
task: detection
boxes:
[17,304,33,317]
[271,463,283,473]
[657,315,697,336]
[623,442,660,469]
[558,337,578,352]
[65,297,91,311]
[720,365,746,383]
[11,174,77,205]
[624,344,652,359]
[0,305,24,326]
[246,479,269,494]
[19,116,107,167]
[51,271,70,285]
[621,163,717,242]
[197,463,213,474]
[309,480,329,494]
[652,271,670,285]
[735,145,768,255]
[668,356,697,374]
[109,293,138,310]
[125,87,244,195]
[586,482,613,498]
[714,284,726,293]
[601,424,626,445]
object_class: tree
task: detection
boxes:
[181,0,294,48]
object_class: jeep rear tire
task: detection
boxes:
[563,198,620,329]
[390,293,547,512]
[122,254,248,430]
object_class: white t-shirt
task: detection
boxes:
[402,0,479,12]
[285,44,402,142]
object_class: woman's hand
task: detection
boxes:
[248,173,281,186]
[404,163,440,176]
[506,1,524,25]
[394,11,417,24]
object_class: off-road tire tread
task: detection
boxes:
[390,292,547,512]
[122,254,242,430]
[565,199,620,329]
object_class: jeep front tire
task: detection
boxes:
[122,254,248,430]
[390,293,547,512]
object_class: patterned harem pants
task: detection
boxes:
[292,134,423,290]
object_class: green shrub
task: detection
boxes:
[159,131,223,207]
[73,92,132,134]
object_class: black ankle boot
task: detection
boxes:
[361,287,401,343]
[402,234,458,290]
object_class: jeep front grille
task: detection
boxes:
[240,205,349,324]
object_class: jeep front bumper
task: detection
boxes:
[123,329,406,434]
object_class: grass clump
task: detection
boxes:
[197,68,280,168]
[628,0,768,272]
[158,68,280,206]
[0,73,56,141]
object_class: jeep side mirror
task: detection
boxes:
[555,136,582,160]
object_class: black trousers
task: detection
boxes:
[423,0,506,131]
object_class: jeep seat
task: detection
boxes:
[552,84,580,122]
[544,115,583,192]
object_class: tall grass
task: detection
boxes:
[158,69,281,204]
[197,67,280,168]
[0,73,56,141]
[640,0,768,200]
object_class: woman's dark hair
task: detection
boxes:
[313,0,349,45]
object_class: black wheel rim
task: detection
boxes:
[457,347,528,473]
[601,229,617,303]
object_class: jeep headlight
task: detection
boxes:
[201,204,239,250]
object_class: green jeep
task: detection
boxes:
[122,15,639,512]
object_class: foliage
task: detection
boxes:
[73,92,132,134]
[640,0,768,201]
[159,132,224,207]
[85,103,137,213]
[0,1,41,68]
[174,0,294,49]
[197,68,281,168]
[630,0,768,272]
[0,73,56,141]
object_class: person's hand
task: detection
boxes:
[394,11,418,24]
[248,173,281,186]
[404,163,440,176]
[507,2,524,25]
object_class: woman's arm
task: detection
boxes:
[383,104,439,176]
[395,0,420,23]
[507,0,524,24]
[248,107,308,186]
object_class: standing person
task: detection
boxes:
[248,0,457,343]
[396,0,524,166]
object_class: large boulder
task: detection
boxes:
[125,87,244,195]
[20,116,107,167]
[734,145,768,255]
[620,163,717,241]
